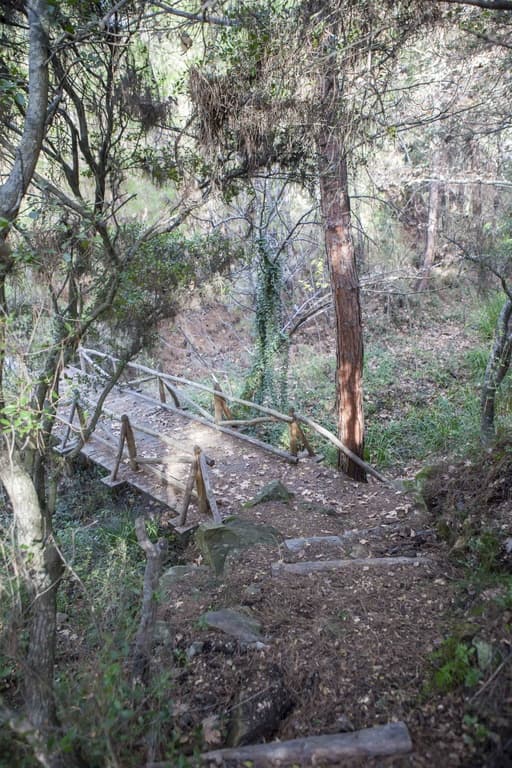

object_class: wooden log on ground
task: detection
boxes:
[132,517,168,686]
[283,523,420,552]
[199,722,412,767]
[271,556,428,577]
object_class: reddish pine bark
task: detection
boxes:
[318,130,366,482]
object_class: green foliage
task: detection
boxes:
[55,644,182,766]
[366,387,481,467]
[468,532,502,574]
[0,728,38,768]
[426,636,481,694]
[243,240,289,409]
[105,226,241,348]
[462,714,490,748]
[473,291,507,342]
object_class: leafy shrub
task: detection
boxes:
[426,636,481,694]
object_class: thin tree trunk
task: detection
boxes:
[317,129,365,481]
[0,445,67,767]
[132,518,168,686]
[481,298,512,445]
[417,149,441,292]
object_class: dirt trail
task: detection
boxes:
[154,453,469,766]
[145,306,486,766]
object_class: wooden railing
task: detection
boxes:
[66,347,388,484]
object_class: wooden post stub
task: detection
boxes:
[289,408,299,457]
[122,414,139,471]
[158,378,166,403]
[289,407,314,458]
[297,422,315,457]
[194,445,209,515]
[213,382,232,424]
[110,417,128,483]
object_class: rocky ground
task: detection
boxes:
[117,301,509,768]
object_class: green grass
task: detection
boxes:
[365,386,481,467]
[472,290,507,341]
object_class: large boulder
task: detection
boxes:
[195,517,281,575]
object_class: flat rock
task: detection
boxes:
[284,535,342,552]
[243,480,294,507]
[201,608,263,644]
[160,564,207,590]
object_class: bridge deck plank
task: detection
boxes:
[57,369,283,533]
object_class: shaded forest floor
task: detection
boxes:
[153,295,511,767]
[25,294,512,767]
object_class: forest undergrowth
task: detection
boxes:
[1,287,512,767]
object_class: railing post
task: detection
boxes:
[178,455,198,527]
[158,378,166,403]
[123,414,139,471]
[110,417,127,483]
[213,383,232,424]
[195,446,208,515]
[61,392,79,450]
[289,407,314,458]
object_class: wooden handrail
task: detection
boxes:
[76,347,389,483]
[79,347,293,423]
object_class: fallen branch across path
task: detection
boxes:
[271,556,428,576]
[197,721,412,767]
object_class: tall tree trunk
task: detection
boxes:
[317,130,366,481]
[481,298,512,445]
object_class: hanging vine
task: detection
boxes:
[243,235,289,409]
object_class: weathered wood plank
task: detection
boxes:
[271,556,428,576]
[199,721,413,767]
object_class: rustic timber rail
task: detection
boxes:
[56,347,388,532]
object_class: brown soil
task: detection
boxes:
[129,303,512,767]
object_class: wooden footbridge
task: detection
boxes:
[56,348,386,532]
